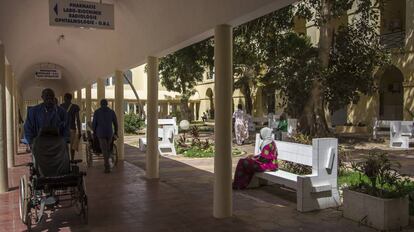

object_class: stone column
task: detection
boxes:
[97,78,105,102]
[5,64,14,168]
[115,70,125,161]
[213,24,233,218]
[0,44,8,192]
[85,84,92,123]
[13,78,18,158]
[146,56,159,179]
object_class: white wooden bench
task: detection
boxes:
[373,119,413,148]
[251,134,340,212]
[138,118,178,155]
[389,121,413,148]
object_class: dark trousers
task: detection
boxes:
[98,137,112,169]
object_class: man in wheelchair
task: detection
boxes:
[19,89,88,229]
[24,88,69,146]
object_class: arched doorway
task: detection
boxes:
[206,88,214,119]
[379,66,404,120]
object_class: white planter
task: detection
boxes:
[343,189,409,231]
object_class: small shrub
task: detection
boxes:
[349,151,414,199]
[279,160,312,175]
[190,126,201,146]
[177,134,188,148]
[290,133,312,145]
[182,146,214,158]
[338,146,350,175]
[124,113,144,134]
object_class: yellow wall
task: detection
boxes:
[348,0,414,124]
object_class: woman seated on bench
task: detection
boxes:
[233,127,278,190]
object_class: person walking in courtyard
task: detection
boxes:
[24,88,69,146]
[60,93,82,160]
[233,127,278,190]
[233,104,249,145]
[92,99,118,173]
[275,113,288,140]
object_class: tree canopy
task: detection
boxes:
[157,0,390,131]
[158,39,212,120]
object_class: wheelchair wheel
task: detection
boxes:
[110,144,118,168]
[19,175,30,225]
[80,194,88,224]
[78,177,88,224]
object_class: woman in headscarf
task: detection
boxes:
[233,104,249,145]
[233,127,278,190]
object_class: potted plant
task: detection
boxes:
[343,151,413,231]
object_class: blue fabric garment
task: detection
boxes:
[24,103,69,144]
[92,106,118,139]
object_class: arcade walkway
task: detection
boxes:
[4,142,410,232]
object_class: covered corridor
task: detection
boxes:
[0,141,381,232]
[1,1,413,231]
[0,0,299,220]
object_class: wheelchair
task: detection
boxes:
[19,127,88,231]
[84,130,118,168]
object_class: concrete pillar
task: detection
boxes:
[213,24,233,218]
[13,78,18,157]
[85,84,92,123]
[146,56,159,179]
[114,70,125,161]
[0,44,8,193]
[97,78,105,102]
[5,65,14,168]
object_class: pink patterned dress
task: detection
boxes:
[232,141,278,190]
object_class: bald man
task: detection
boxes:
[24,88,69,145]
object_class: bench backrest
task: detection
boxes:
[146,117,178,136]
[255,134,338,177]
[255,134,312,166]
[374,120,413,129]
[374,120,413,137]
[390,121,413,137]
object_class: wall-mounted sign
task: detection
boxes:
[35,69,62,80]
[49,0,114,30]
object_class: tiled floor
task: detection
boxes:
[0,142,413,232]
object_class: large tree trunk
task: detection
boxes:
[244,86,253,115]
[299,0,332,137]
[180,97,190,121]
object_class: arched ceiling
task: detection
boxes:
[0,0,296,100]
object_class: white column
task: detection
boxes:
[115,70,125,161]
[13,78,18,159]
[146,56,159,179]
[5,65,14,168]
[97,78,105,102]
[0,44,8,192]
[85,84,92,123]
[213,24,233,218]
